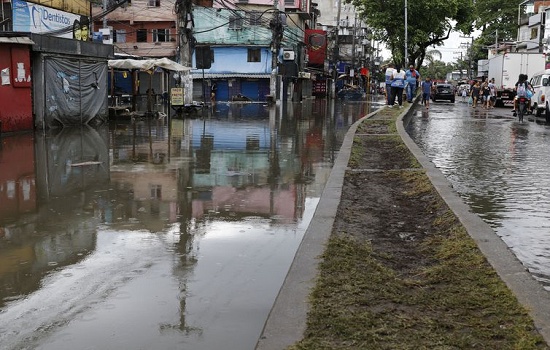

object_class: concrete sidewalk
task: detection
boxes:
[256,100,550,350]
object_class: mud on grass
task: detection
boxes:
[289,109,548,350]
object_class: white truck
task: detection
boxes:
[486,52,546,107]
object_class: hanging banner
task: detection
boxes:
[305,29,327,66]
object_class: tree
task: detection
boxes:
[471,0,522,64]
[474,0,519,44]
[349,0,476,69]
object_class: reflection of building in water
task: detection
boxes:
[0,134,36,219]
[109,114,310,226]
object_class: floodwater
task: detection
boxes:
[0,98,379,350]
[407,101,550,289]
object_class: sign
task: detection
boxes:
[12,0,81,39]
[171,88,184,106]
[305,29,327,66]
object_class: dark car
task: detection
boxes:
[432,83,455,103]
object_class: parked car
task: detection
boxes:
[530,69,550,120]
[432,83,455,103]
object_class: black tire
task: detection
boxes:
[450,98,455,103]
[546,103,550,124]
[536,105,542,119]
[519,102,526,122]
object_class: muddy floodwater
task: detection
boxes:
[407,102,550,289]
[0,99,379,350]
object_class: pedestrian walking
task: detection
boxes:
[470,81,481,108]
[482,81,491,109]
[384,63,396,105]
[405,64,420,102]
[421,77,432,109]
[390,65,406,108]
[488,78,496,108]
[461,88,467,102]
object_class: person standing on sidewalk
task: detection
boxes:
[390,65,406,108]
[384,63,396,105]
[405,64,420,103]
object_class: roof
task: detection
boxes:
[0,36,34,45]
[191,73,271,79]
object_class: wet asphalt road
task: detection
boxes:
[407,98,550,288]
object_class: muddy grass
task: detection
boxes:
[289,108,549,350]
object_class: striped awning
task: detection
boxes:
[0,36,34,45]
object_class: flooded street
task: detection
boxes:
[0,99,379,349]
[407,101,550,289]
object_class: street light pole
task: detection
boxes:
[404,0,408,66]
[332,0,342,98]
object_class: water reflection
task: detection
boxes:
[407,102,550,290]
[0,98,379,349]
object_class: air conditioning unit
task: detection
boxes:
[283,50,295,61]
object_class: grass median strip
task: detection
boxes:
[288,107,548,350]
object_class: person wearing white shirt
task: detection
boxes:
[384,63,396,105]
[390,65,406,108]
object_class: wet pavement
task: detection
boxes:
[0,98,381,350]
[407,99,550,289]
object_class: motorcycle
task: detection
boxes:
[517,96,529,122]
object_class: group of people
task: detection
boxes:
[468,74,535,115]
[468,79,497,109]
[383,64,536,115]
[384,63,437,110]
[384,63,421,108]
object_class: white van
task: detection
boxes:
[530,69,550,118]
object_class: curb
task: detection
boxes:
[255,102,393,350]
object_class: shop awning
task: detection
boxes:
[108,58,191,72]
[0,36,35,45]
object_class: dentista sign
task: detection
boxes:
[12,0,80,39]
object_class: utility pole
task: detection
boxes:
[332,0,342,98]
[404,0,408,66]
[460,35,474,80]
[269,0,282,100]
[453,51,464,79]
[351,13,357,78]
[176,0,194,104]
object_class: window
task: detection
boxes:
[229,15,243,30]
[150,185,162,199]
[248,12,261,26]
[136,29,147,42]
[530,27,538,40]
[114,29,126,43]
[152,29,170,42]
[284,0,294,5]
[147,0,160,7]
[247,48,261,62]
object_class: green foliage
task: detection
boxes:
[350,0,476,68]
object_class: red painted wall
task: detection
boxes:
[0,45,33,133]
